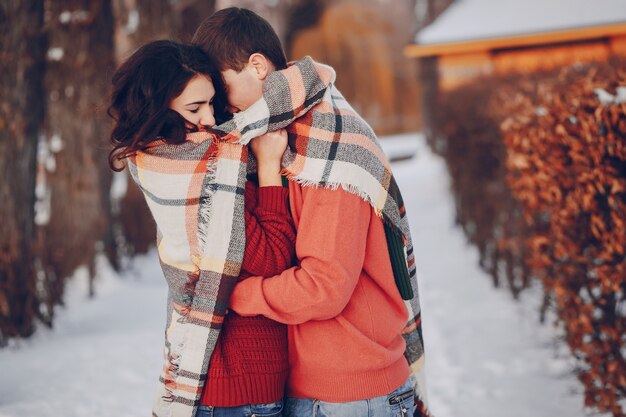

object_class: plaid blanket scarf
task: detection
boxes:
[129,56,430,417]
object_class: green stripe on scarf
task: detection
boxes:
[385,223,413,300]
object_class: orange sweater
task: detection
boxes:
[229,182,410,402]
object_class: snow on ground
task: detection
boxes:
[388,134,589,417]
[0,134,592,417]
[415,0,626,45]
[0,255,166,417]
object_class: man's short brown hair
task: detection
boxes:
[192,7,288,72]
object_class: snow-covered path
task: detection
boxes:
[0,256,166,417]
[0,134,588,417]
[392,135,585,417]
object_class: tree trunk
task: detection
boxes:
[39,0,115,303]
[0,1,46,343]
[113,0,178,61]
[173,0,217,42]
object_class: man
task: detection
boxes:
[192,7,430,417]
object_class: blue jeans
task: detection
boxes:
[196,400,283,417]
[284,376,416,417]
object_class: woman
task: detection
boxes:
[108,40,295,417]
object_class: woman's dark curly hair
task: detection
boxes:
[108,40,229,171]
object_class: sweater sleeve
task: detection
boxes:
[241,184,296,278]
[230,186,370,324]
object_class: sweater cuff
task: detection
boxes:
[257,186,289,214]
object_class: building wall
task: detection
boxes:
[435,34,626,90]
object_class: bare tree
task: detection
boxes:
[174,0,217,42]
[286,0,421,135]
[0,1,46,343]
[114,0,178,61]
[38,0,115,300]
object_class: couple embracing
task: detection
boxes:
[108,7,429,417]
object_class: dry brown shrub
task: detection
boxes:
[498,59,626,416]
[431,58,626,415]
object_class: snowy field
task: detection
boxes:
[0,134,593,417]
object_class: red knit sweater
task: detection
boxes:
[200,181,295,407]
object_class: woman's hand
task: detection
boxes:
[250,129,288,163]
[250,129,288,187]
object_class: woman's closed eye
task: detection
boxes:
[188,100,213,113]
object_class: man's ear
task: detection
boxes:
[248,53,271,81]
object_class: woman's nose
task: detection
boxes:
[199,108,215,128]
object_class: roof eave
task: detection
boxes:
[404,22,626,58]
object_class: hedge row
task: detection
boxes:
[431,58,626,415]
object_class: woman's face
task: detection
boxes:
[169,75,216,131]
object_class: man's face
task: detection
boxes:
[221,64,264,113]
